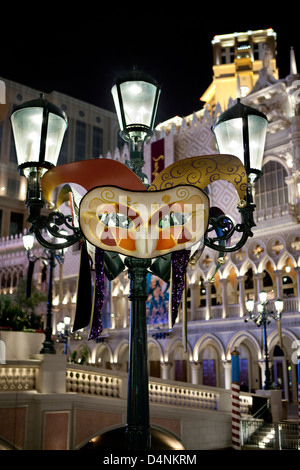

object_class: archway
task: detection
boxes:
[93,343,113,369]
[114,340,129,372]
[193,334,225,387]
[165,337,191,383]
[269,329,300,402]
[148,339,163,378]
[227,331,261,392]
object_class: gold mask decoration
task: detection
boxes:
[79,185,209,259]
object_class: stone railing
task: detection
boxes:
[0,360,252,415]
[0,361,40,391]
[149,380,219,410]
[66,364,127,398]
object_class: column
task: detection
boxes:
[294,267,300,311]
[253,272,265,300]
[203,281,212,320]
[236,275,247,317]
[273,270,283,299]
[161,362,172,380]
[220,278,229,318]
[190,361,201,384]
[231,348,241,450]
[189,283,199,321]
[222,360,232,390]
[122,294,129,328]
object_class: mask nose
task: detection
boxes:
[135,226,157,257]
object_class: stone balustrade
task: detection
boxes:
[0,360,252,416]
[0,361,39,391]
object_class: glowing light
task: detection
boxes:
[129,83,143,95]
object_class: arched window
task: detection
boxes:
[255,160,288,210]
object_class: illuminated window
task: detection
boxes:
[221,47,235,64]
[253,42,266,60]
[92,126,103,158]
[255,160,288,210]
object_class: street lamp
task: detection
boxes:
[11,94,80,251]
[207,98,268,255]
[111,69,161,185]
[212,98,268,183]
[245,291,284,389]
[22,231,66,354]
[11,74,268,450]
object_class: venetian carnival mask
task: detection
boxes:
[79,185,209,259]
[40,154,247,338]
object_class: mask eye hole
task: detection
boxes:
[98,213,133,229]
[158,211,192,229]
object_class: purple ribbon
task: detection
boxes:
[170,250,190,326]
[88,247,105,340]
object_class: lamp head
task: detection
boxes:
[23,232,35,251]
[259,290,268,304]
[212,99,268,182]
[245,298,254,313]
[11,94,68,177]
[111,69,161,143]
[274,298,284,316]
[64,315,71,326]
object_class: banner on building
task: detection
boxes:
[151,138,165,182]
[146,273,170,325]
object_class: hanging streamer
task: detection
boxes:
[169,250,190,328]
[168,263,173,330]
[88,247,105,340]
[182,271,188,353]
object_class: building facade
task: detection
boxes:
[1,27,300,443]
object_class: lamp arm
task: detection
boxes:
[204,187,256,253]
[30,210,82,251]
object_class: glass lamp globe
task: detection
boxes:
[274,298,284,315]
[23,232,35,251]
[11,94,68,177]
[259,290,268,304]
[245,298,254,313]
[64,315,71,326]
[111,70,161,143]
[212,99,268,182]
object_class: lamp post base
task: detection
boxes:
[40,341,56,355]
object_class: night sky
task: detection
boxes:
[1,9,298,124]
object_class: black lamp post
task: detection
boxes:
[111,70,161,449]
[23,231,66,354]
[11,80,268,450]
[245,292,284,390]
